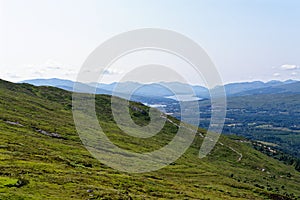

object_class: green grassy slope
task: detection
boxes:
[0,79,299,200]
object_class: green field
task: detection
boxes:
[0,79,299,199]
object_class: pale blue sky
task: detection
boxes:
[1,0,300,83]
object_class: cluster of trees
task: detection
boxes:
[253,142,300,172]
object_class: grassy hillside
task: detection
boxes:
[0,79,299,199]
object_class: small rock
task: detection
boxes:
[5,121,23,127]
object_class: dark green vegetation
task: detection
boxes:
[223,94,300,156]
[0,79,300,199]
[167,94,300,161]
[252,141,300,172]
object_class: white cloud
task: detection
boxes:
[280,64,299,70]
[0,59,79,82]
[47,66,61,70]
[103,68,124,75]
[273,72,280,77]
[6,73,20,79]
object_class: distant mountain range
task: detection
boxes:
[20,78,300,100]
[19,78,209,99]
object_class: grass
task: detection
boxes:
[0,79,299,199]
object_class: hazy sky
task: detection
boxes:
[1,0,300,84]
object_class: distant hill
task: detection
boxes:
[219,80,298,97]
[20,78,209,98]
[20,78,299,99]
[235,81,300,96]
[1,79,300,199]
[19,78,74,87]
[20,78,112,95]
